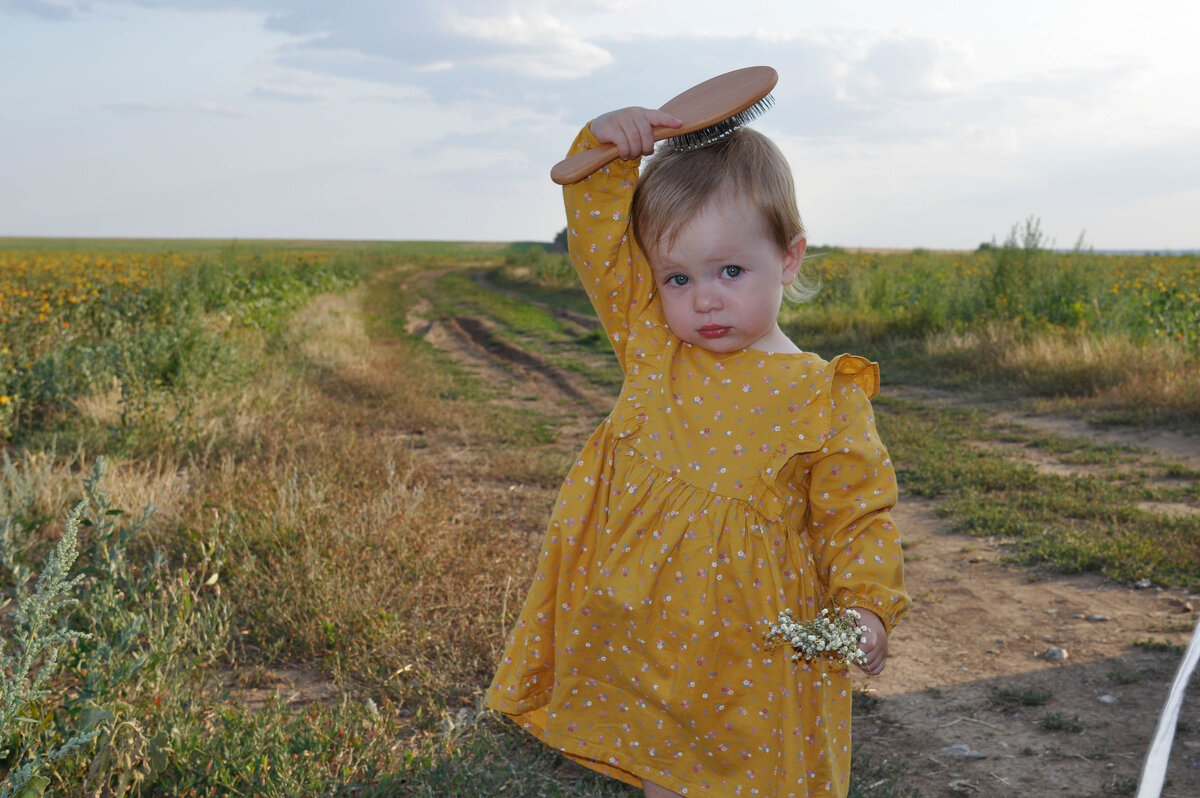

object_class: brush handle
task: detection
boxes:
[550,125,680,185]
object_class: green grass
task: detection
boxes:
[874,397,1200,590]
[430,270,569,338]
[1106,667,1145,685]
[1134,637,1187,655]
[492,253,599,317]
[360,260,570,449]
[389,716,638,798]
[990,687,1053,708]
[784,223,1199,350]
[1040,713,1085,733]
[1024,434,1139,465]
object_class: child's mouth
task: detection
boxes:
[698,325,730,339]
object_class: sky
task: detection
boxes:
[1,0,1198,250]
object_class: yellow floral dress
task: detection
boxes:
[486,126,909,797]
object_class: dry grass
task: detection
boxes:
[71,376,125,427]
[920,322,1200,425]
[1,447,87,523]
[177,267,553,715]
[0,445,191,539]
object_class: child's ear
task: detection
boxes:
[781,236,807,285]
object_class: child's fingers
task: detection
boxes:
[632,111,681,155]
[590,108,640,158]
[614,113,650,158]
[611,126,637,159]
[859,641,886,675]
[859,658,884,676]
[591,107,684,158]
[611,112,654,158]
[854,612,888,675]
[646,110,684,130]
[856,647,883,675]
[631,116,657,156]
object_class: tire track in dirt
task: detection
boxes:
[403,272,613,425]
[447,314,592,406]
[471,269,602,336]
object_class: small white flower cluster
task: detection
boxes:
[763,608,867,666]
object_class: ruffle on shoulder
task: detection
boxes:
[754,353,881,522]
[832,353,880,399]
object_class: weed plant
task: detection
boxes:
[1106,667,1144,685]
[990,687,1053,708]
[786,219,1198,350]
[1134,637,1187,655]
[0,499,97,797]
[1040,713,1085,733]
[847,749,924,797]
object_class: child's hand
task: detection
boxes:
[852,608,888,676]
[590,107,683,160]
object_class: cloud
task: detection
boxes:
[248,85,320,103]
[0,0,79,20]
[439,5,610,78]
[101,100,250,118]
[564,33,969,144]
[839,35,970,105]
[74,0,616,81]
[6,1,1040,139]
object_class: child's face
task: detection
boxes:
[648,194,805,354]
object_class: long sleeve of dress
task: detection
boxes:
[806,367,909,634]
[561,125,659,374]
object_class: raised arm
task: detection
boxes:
[561,108,680,372]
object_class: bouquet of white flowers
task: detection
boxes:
[763,607,867,667]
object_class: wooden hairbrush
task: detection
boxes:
[550,65,778,186]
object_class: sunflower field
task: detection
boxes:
[0,246,365,442]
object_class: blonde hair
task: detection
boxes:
[631,128,817,302]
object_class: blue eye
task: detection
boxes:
[668,274,689,286]
[721,265,743,279]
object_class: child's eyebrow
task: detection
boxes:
[647,256,677,273]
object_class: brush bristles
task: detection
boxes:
[665,94,775,152]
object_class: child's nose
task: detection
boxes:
[693,284,722,312]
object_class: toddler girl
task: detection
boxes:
[486,105,909,797]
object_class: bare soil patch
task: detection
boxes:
[225,663,345,711]
[967,439,1114,480]
[993,411,1200,471]
[861,499,1199,797]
